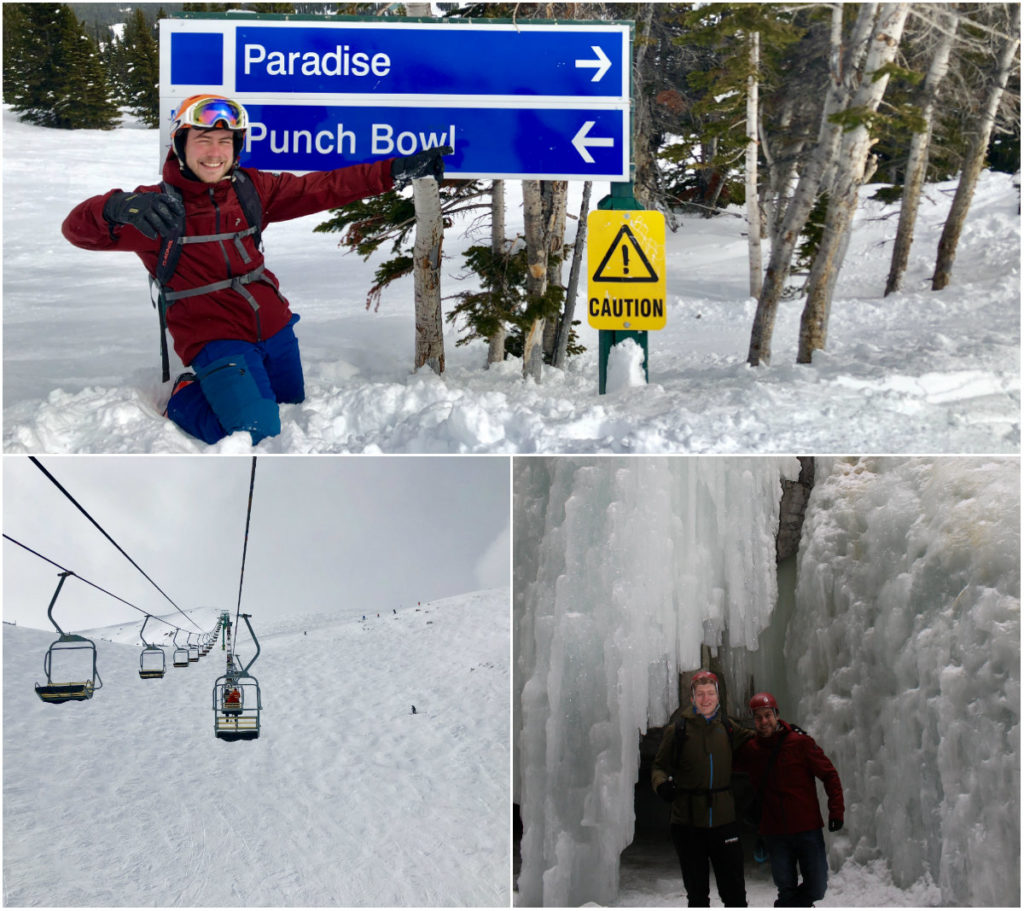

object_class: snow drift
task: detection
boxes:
[3,590,510,906]
[3,107,1019,453]
[513,457,1019,907]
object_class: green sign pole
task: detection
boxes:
[596,181,648,394]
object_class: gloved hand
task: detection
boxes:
[390,146,454,188]
[103,191,185,239]
[828,817,843,832]
[656,780,676,804]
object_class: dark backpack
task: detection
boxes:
[150,169,264,381]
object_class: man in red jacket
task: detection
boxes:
[734,692,844,907]
[62,94,450,445]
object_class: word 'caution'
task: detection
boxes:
[589,297,665,319]
[587,210,666,331]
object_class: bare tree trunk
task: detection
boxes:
[542,181,569,362]
[554,181,592,369]
[412,176,445,373]
[631,3,658,210]
[933,6,1020,291]
[761,98,802,248]
[885,7,958,296]
[522,180,548,382]
[406,0,444,374]
[487,179,507,366]
[747,3,878,366]
[746,30,762,299]
[797,3,910,364]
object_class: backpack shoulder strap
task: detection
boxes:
[671,715,688,768]
[232,169,263,249]
[154,181,184,285]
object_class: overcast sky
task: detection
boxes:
[3,455,510,632]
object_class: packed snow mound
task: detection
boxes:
[3,108,1019,453]
[4,588,510,906]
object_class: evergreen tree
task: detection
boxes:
[5,4,64,122]
[116,8,160,127]
[52,6,118,129]
[6,3,117,129]
[2,4,31,104]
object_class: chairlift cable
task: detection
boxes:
[4,532,196,637]
[28,457,201,632]
[233,457,258,637]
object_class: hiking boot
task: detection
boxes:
[163,371,196,417]
[170,372,196,396]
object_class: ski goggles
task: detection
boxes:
[176,96,248,131]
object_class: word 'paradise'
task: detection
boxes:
[243,43,392,78]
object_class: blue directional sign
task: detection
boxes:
[241,103,627,179]
[233,25,627,98]
[159,16,632,181]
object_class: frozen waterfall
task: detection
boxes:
[513,456,1019,907]
[513,457,801,906]
[788,457,1020,906]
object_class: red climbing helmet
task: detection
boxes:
[749,691,779,713]
[690,670,719,696]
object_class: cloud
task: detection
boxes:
[474,523,510,591]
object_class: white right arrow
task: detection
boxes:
[575,45,612,82]
[572,121,615,164]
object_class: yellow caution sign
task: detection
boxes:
[587,209,666,330]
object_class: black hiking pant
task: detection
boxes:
[671,821,747,907]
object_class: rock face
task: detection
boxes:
[776,456,815,562]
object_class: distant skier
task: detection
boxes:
[734,692,844,907]
[62,92,451,446]
[651,670,754,907]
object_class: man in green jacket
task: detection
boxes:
[652,670,754,907]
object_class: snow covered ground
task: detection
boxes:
[3,107,1019,453]
[3,591,510,906]
[612,830,941,907]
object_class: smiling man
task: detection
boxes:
[62,94,450,446]
[734,692,845,908]
[652,670,754,907]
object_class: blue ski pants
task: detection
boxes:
[166,314,304,446]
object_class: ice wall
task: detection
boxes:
[514,457,799,907]
[789,458,1020,906]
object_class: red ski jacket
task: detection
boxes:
[734,719,844,835]
[62,153,394,366]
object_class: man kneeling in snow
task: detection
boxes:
[734,692,844,907]
[62,93,450,446]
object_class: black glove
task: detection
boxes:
[828,817,843,832]
[103,191,185,239]
[390,146,453,188]
[656,780,676,804]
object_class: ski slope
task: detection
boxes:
[3,590,510,906]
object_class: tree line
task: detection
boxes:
[6,2,1019,378]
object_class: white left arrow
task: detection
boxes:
[575,45,612,82]
[572,121,615,164]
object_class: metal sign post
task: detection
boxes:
[591,184,668,394]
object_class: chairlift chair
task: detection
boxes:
[213,613,261,741]
[172,630,189,668]
[34,572,103,704]
[187,633,200,663]
[138,616,166,679]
